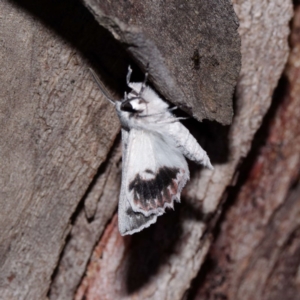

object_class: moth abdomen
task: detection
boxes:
[167,122,214,170]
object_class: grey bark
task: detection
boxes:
[0,1,121,298]
[82,0,241,125]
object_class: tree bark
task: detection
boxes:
[0,0,122,298]
[0,0,296,299]
[81,0,241,124]
[192,5,300,299]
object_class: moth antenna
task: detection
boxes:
[168,106,178,112]
[89,68,116,105]
[126,65,132,86]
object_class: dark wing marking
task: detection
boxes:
[119,129,162,235]
[119,129,189,234]
[125,129,189,217]
[129,167,186,213]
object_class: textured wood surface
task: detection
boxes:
[83,0,241,124]
[193,6,300,299]
[71,1,293,299]
[0,0,121,298]
[49,140,121,300]
[0,0,294,299]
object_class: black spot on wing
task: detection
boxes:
[128,167,180,211]
[145,169,154,174]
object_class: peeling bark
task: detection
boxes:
[82,0,241,124]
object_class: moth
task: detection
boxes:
[90,66,213,235]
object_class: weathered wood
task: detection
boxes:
[49,140,121,300]
[71,1,293,299]
[192,6,300,299]
[0,0,122,298]
[82,0,241,124]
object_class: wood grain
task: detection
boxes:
[82,0,241,124]
[0,0,121,298]
[193,6,300,299]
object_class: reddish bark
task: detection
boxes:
[193,5,300,300]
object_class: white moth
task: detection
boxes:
[90,66,213,236]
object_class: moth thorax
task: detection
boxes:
[121,98,147,114]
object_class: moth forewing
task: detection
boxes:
[123,129,189,218]
[118,129,162,235]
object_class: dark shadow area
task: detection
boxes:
[125,203,182,294]
[125,198,212,294]
[185,118,230,164]
[171,87,234,165]
[185,74,290,299]
[8,0,145,96]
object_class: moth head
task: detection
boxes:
[120,83,148,114]
[122,82,169,115]
[90,66,168,120]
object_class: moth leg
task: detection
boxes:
[138,106,177,117]
[139,63,149,96]
[137,111,166,118]
[157,117,189,124]
[126,65,133,86]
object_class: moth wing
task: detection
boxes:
[124,129,189,217]
[118,192,160,236]
[118,129,161,236]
